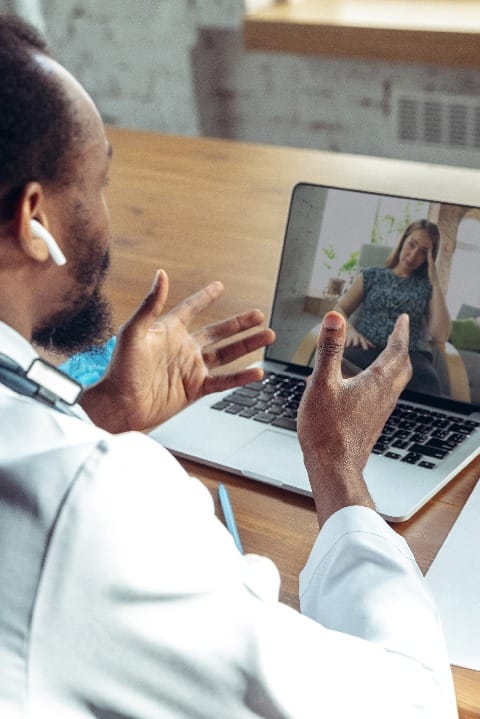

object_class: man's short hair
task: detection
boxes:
[0,14,81,218]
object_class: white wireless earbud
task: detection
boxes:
[30,219,67,266]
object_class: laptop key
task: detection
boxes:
[382,424,396,436]
[410,432,429,443]
[232,387,258,398]
[244,381,265,391]
[392,440,410,449]
[448,432,467,444]
[239,408,257,418]
[265,406,283,416]
[401,453,421,464]
[227,393,257,407]
[256,385,275,402]
[271,416,297,432]
[425,437,459,451]
[385,451,401,460]
[225,404,242,414]
[253,401,270,411]
[431,428,449,439]
[392,430,411,441]
[408,443,448,459]
[253,412,274,424]
[398,421,416,431]
[449,423,474,435]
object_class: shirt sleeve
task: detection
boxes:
[27,433,458,719]
[300,505,458,717]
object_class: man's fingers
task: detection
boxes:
[202,328,275,368]
[128,277,225,336]
[312,312,346,384]
[194,308,266,347]
[122,269,170,337]
[369,313,412,391]
[170,281,225,326]
[203,367,265,396]
[385,313,410,358]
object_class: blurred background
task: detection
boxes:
[2,0,479,168]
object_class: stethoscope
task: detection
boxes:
[0,352,83,418]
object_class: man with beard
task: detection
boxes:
[0,14,456,719]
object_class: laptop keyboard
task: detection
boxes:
[211,371,480,470]
[211,372,304,432]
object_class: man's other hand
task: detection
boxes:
[297,311,412,526]
[81,270,275,432]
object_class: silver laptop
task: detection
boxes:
[151,183,480,522]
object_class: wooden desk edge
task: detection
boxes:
[452,666,480,719]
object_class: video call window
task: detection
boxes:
[267,185,480,405]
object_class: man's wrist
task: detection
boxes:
[80,380,129,434]
[303,453,375,527]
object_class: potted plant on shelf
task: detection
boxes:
[321,246,360,297]
[321,244,344,297]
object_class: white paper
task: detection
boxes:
[425,478,480,670]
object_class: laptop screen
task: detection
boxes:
[266,183,480,409]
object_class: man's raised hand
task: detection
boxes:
[297,311,412,526]
[81,270,275,432]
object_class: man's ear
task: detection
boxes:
[15,182,51,263]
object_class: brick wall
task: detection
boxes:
[2,0,479,167]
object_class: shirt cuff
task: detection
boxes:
[300,505,414,593]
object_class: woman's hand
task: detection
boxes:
[345,323,374,350]
[427,249,440,287]
[425,249,451,343]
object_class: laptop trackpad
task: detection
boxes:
[230,430,311,492]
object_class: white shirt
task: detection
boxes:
[0,321,457,718]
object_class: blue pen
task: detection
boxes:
[218,483,244,554]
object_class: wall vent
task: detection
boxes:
[393,91,480,153]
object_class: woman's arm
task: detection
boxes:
[334,274,373,349]
[426,252,451,343]
[335,273,364,317]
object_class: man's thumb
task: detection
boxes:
[312,311,346,383]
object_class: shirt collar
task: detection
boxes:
[0,321,92,423]
[0,321,38,371]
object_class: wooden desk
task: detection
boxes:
[105,126,480,718]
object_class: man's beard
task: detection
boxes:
[33,283,113,355]
[32,215,114,355]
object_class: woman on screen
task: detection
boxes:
[334,219,451,395]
